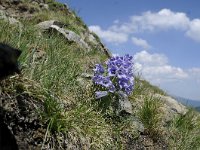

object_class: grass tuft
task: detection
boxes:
[168,109,200,150]
[138,95,162,138]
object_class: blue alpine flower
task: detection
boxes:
[93,54,134,97]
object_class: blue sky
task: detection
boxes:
[58,0,200,100]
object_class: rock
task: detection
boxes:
[117,91,133,114]
[31,1,38,5]
[35,20,66,30]
[36,20,90,49]
[80,73,93,79]
[76,77,85,86]
[154,94,187,124]
[36,20,69,29]
[155,94,187,115]
[88,33,97,44]
[11,0,21,5]
[8,17,20,24]
[76,72,93,89]
[18,4,29,13]
[50,25,89,49]
[131,116,144,132]
[84,31,112,58]
[142,136,154,147]
[0,117,19,150]
[39,3,49,10]
[0,10,7,20]
[0,77,48,149]
[0,43,22,80]
[0,10,22,27]
[31,0,45,3]
[77,73,93,87]
[28,47,46,66]
[36,20,56,30]
[0,5,6,10]
[83,31,98,44]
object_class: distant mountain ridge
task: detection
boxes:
[195,107,200,112]
[172,95,200,108]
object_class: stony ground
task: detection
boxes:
[0,76,47,149]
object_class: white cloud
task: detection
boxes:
[188,68,200,82]
[131,37,151,49]
[134,51,188,84]
[89,25,128,43]
[109,9,190,34]
[188,68,200,74]
[186,19,200,42]
[133,51,200,99]
[134,50,168,66]
[131,9,190,31]
[90,9,200,44]
[109,23,136,33]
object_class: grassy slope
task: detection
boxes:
[1,0,200,149]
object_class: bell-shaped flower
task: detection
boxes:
[95,91,108,99]
[93,64,104,75]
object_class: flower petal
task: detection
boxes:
[95,91,108,99]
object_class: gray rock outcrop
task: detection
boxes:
[51,25,89,49]
[36,20,90,49]
[35,20,65,30]
[154,94,187,124]
[0,43,22,80]
[117,91,133,114]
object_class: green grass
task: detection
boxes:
[41,88,114,149]
[168,109,200,150]
[0,18,113,149]
[138,95,162,138]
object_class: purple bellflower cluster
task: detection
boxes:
[92,54,134,99]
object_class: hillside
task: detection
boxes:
[1,0,200,150]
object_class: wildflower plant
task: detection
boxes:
[92,54,134,113]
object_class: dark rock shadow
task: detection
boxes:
[0,107,18,150]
